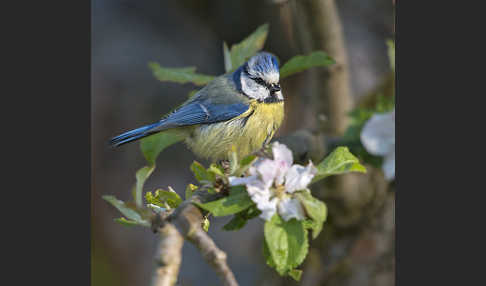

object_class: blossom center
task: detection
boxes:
[273,184,286,199]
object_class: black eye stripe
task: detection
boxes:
[252,77,270,88]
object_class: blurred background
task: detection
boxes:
[91,0,394,285]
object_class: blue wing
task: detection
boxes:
[160,101,249,128]
[110,100,249,147]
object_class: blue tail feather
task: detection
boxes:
[110,122,162,147]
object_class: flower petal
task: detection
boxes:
[254,158,278,188]
[257,196,278,221]
[228,175,258,186]
[284,162,318,193]
[272,142,294,166]
[382,150,395,181]
[278,197,306,221]
[360,110,395,156]
[272,142,294,185]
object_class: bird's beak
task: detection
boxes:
[270,84,281,93]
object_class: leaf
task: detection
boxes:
[295,191,327,239]
[148,62,215,86]
[145,188,182,209]
[114,217,149,227]
[264,215,308,275]
[146,203,166,214]
[185,183,198,200]
[202,217,210,232]
[288,269,303,282]
[190,161,215,183]
[234,154,257,177]
[222,205,261,231]
[140,129,186,166]
[222,214,247,231]
[135,165,155,207]
[103,195,150,227]
[223,41,232,72]
[195,186,253,217]
[263,238,276,268]
[229,24,269,70]
[280,51,335,78]
[187,89,199,98]
[207,163,225,178]
[311,147,366,184]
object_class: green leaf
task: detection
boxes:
[202,217,210,232]
[280,51,335,78]
[264,239,303,281]
[288,269,303,282]
[185,183,198,200]
[295,191,327,239]
[234,154,257,177]
[187,89,199,98]
[229,24,269,70]
[222,205,261,231]
[207,163,225,178]
[190,161,215,183]
[312,146,366,184]
[135,165,155,207]
[145,188,182,209]
[149,62,215,86]
[114,217,149,227]
[263,238,276,268]
[222,214,247,231]
[195,186,253,216]
[264,215,308,275]
[103,195,150,227]
[223,41,232,72]
[140,129,186,166]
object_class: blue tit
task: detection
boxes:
[110,52,284,162]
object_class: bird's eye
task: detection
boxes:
[253,77,266,86]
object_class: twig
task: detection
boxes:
[152,189,239,286]
[150,223,184,286]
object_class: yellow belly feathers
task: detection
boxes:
[185,100,284,161]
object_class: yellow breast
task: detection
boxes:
[185,100,284,161]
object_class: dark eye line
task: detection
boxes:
[252,77,270,89]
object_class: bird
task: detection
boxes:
[110,52,284,162]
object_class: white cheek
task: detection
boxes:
[241,77,268,100]
[275,90,283,100]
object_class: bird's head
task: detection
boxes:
[235,52,283,103]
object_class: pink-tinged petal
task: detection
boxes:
[360,110,395,156]
[272,142,294,185]
[382,150,395,181]
[284,162,318,193]
[278,197,306,221]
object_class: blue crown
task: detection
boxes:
[247,52,279,75]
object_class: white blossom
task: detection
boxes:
[360,109,395,181]
[228,142,317,221]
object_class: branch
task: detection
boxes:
[150,223,184,286]
[293,0,353,136]
[152,188,239,286]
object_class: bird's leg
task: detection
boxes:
[253,144,273,159]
